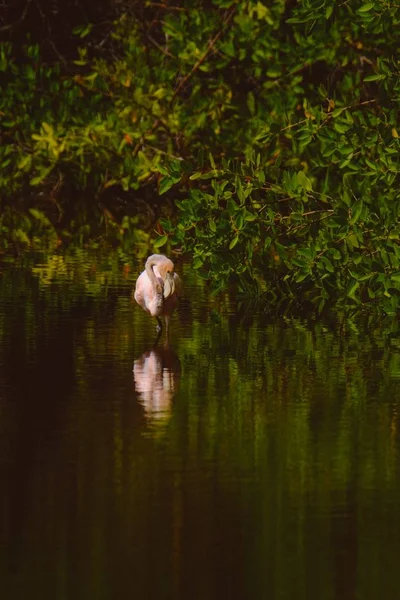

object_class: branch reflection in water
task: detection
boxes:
[133,336,181,419]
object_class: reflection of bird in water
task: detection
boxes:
[134,254,182,334]
[133,342,181,418]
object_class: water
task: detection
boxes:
[1,252,400,600]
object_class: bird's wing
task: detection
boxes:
[134,271,154,313]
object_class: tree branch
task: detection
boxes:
[171,6,237,101]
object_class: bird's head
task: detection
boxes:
[160,258,175,299]
[146,254,176,299]
[163,270,175,299]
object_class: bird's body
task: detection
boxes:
[134,254,182,333]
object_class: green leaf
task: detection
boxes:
[350,200,363,225]
[189,171,203,181]
[334,122,350,134]
[357,2,374,13]
[244,211,257,222]
[227,199,238,216]
[235,213,244,230]
[154,235,168,248]
[298,248,314,260]
[159,176,179,195]
[42,122,54,135]
[323,257,334,273]
[13,229,30,245]
[193,256,204,269]
[28,208,52,227]
[347,279,359,298]
[332,108,345,119]
[157,164,169,176]
[247,92,255,116]
[266,69,281,78]
[365,157,378,170]
[30,167,53,186]
[364,74,385,82]
[358,273,373,282]
[229,235,239,250]
[346,233,360,250]
[209,219,217,233]
[295,269,310,283]
[296,171,312,191]
[18,155,32,170]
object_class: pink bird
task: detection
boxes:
[133,343,181,418]
[134,254,182,334]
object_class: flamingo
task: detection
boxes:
[133,341,181,418]
[134,254,182,334]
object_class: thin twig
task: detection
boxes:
[0,0,33,32]
[302,209,334,217]
[148,2,187,10]
[278,98,377,136]
[147,34,175,58]
[132,119,162,157]
[133,6,237,156]
[280,119,308,132]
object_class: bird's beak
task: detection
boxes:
[163,272,175,299]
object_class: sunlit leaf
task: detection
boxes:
[364,74,385,82]
[357,3,374,13]
[154,235,168,248]
[159,176,177,195]
[347,279,359,298]
[229,235,239,250]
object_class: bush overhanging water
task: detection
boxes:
[0,0,399,312]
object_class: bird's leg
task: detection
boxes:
[164,315,170,337]
[156,316,163,332]
[153,328,162,347]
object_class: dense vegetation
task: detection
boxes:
[0,0,399,313]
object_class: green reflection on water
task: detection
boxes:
[0,250,400,600]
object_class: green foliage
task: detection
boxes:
[0,205,150,255]
[0,0,399,312]
[163,150,400,313]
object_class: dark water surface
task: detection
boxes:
[1,253,400,600]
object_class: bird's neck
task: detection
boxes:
[145,260,162,295]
